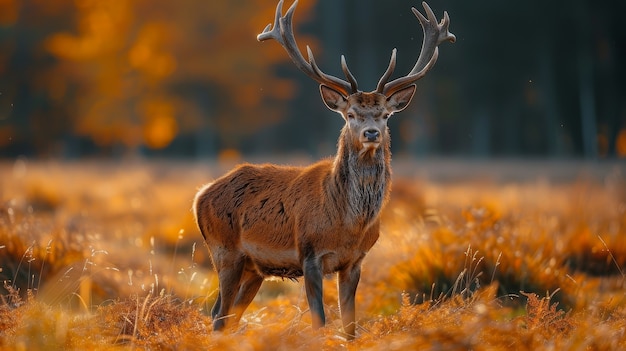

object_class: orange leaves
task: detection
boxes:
[39,0,320,151]
[128,23,177,80]
[139,99,178,149]
[518,291,573,336]
[0,126,14,148]
[462,201,502,231]
[375,177,626,324]
[0,0,18,26]
[45,1,131,61]
[97,293,211,347]
[616,128,626,157]
[143,115,177,150]
[49,11,181,150]
[2,162,626,349]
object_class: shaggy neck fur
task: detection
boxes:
[332,126,392,229]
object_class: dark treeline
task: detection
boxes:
[0,0,624,159]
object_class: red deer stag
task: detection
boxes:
[194,0,454,338]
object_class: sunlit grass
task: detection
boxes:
[1,159,625,350]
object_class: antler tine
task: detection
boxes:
[257,0,285,42]
[381,1,454,96]
[341,55,359,93]
[307,47,356,96]
[409,3,456,75]
[376,49,397,93]
[257,0,356,96]
[383,48,438,96]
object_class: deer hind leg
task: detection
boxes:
[212,253,246,331]
[231,266,264,324]
[211,292,221,319]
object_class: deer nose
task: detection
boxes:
[364,129,380,142]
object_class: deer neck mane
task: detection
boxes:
[331,127,391,228]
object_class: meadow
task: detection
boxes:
[0,158,625,350]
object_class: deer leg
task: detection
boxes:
[338,264,361,340]
[211,292,221,319]
[231,268,264,324]
[303,254,325,329]
[213,253,246,331]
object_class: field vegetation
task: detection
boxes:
[1,159,625,350]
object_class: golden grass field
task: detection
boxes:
[0,158,625,350]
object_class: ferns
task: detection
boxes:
[1,161,625,350]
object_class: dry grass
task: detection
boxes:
[1,159,625,350]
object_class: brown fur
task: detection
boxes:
[194,87,416,337]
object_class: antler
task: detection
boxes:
[377,1,456,96]
[257,0,358,96]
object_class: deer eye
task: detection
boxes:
[382,113,390,120]
[347,112,355,119]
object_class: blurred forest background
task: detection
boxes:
[0,0,625,159]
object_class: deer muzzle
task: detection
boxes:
[360,128,382,152]
[364,129,380,142]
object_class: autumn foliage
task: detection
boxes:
[0,0,316,153]
[0,160,625,350]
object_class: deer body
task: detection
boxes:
[197,150,387,275]
[194,0,454,338]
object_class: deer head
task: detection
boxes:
[258,0,456,157]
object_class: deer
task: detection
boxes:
[193,0,454,339]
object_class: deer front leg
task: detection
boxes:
[303,253,325,329]
[338,264,361,340]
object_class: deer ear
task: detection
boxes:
[320,85,347,112]
[386,85,416,113]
